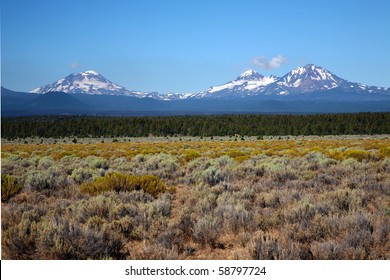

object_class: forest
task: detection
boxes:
[2,112,390,139]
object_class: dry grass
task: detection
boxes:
[1,137,389,259]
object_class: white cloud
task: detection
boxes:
[69,62,80,68]
[251,54,288,70]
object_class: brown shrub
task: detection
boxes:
[249,231,281,260]
[193,214,220,247]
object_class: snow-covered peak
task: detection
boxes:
[242,69,256,75]
[31,70,122,94]
[276,64,345,92]
[30,70,148,97]
[239,69,258,77]
[83,70,99,75]
[200,70,277,97]
[236,69,265,81]
[290,64,338,81]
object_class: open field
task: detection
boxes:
[2,137,390,259]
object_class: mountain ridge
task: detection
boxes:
[29,64,390,100]
[196,64,390,98]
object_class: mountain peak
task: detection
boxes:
[240,69,257,76]
[31,70,129,95]
[236,69,264,81]
[289,64,324,75]
[277,64,345,93]
[81,70,100,75]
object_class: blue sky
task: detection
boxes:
[2,0,390,93]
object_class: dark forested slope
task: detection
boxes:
[2,113,390,138]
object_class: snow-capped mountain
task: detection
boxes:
[5,64,390,116]
[277,64,345,92]
[30,65,390,101]
[197,64,390,98]
[31,70,150,98]
[194,69,278,98]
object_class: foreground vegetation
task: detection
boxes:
[2,112,390,138]
[2,137,390,259]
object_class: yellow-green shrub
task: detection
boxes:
[380,146,390,157]
[343,149,371,162]
[80,172,170,197]
[183,150,201,162]
[234,155,250,163]
[227,150,247,158]
[1,174,22,202]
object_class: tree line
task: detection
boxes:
[2,113,390,138]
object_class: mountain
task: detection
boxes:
[3,86,390,116]
[29,70,200,100]
[29,65,390,101]
[194,69,278,98]
[30,70,153,98]
[198,64,390,98]
[266,64,390,96]
[1,87,39,112]
[1,88,91,115]
[3,63,390,117]
[274,64,346,94]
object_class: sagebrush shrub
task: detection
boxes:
[311,241,341,259]
[87,156,109,169]
[70,167,93,184]
[249,231,281,260]
[189,156,234,185]
[193,214,220,247]
[325,189,364,212]
[26,170,65,192]
[36,216,125,259]
[38,156,54,170]
[2,137,389,260]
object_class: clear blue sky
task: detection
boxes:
[2,0,390,93]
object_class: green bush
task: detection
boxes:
[87,156,109,170]
[1,174,22,202]
[80,172,170,197]
[189,156,234,185]
[71,167,93,184]
[144,154,179,178]
[38,156,54,170]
